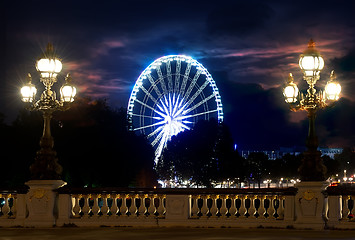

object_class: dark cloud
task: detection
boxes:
[317,98,355,147]
[3,0,355,149]
[207,2,274,36]
[212,71,306,149]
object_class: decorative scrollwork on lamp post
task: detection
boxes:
[283,39,341,181]
[20,43,77,180]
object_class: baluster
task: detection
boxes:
[133,195,139,216]
[229,196,237,217]
[273,196,279,218]
[239,195,246,218]
[348,196,354,219]
[156,195,165,217]
[341,196,350,220]
[130,194,137,216]
[249,195,256,219]
[11,195,17,217]
[244,195,251,217]
[143,195,149,216]
[72,195,81,217]
[201,196,209,218]
[278,196,285,219]
[2,195,10,217]
[125,195,132,216]
[137,195,145,217]
[258,196,266,219]
[120,194,132,216]
[110,195,119,217]
[101,194,109,217]
[0,194,2,216]
[190,195,199,218]
[91,194,100,216]
[153,195,160,216]
[162,196,167,216]
[82,195,91,217]
[267,196,275,219]
[220,195,228,218]
[210,195,218,218]
[148,195,155,217]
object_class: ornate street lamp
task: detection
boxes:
[20,43,77,180]
[283,39,341,181]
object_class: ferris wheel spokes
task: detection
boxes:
[183,80,210,110]
[147,74,162,97]
[139,85,158,104]
[174,59,181,92]
[127,55,223,162]
[180,61,192,95]
[182,93,215,116]
[156,65,168,94]
[135,99,166,118]
[183,69,202,104]
[176,109,219,121]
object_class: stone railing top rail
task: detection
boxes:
[327,184,355,196]
[55,186,298,196]
[0,186,28,195]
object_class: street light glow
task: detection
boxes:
[283,39,342,181]
[20,43,77,180]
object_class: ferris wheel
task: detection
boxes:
[127,55,223,162]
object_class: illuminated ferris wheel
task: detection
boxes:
[127,55,223,162]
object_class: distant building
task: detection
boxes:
[318,147,343,159]
[240,147,343,160]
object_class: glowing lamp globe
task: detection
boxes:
[299,39,324,77]
[283,73,299,103]
[36,43,62,78]
[60,74,76,102]
[325,81,341,101]
[21,83,37,102]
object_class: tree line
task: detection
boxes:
[0,98,156,188]
[1,98,354,188]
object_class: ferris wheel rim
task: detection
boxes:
[127,55,223,123]
[127,55,223,160]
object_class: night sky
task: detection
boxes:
[3,0,355,150]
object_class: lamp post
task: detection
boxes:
[21,43,77,180]
[283,39,341,181]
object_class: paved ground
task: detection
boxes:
[1,227,355,240]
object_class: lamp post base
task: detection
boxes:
[24,180,66,227]
[298,150,327,181]
[30,147,62,180]
[294,181,328,230]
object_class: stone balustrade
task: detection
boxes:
[53,187,297,228]
[0,188,27,227]
[326,185,355,229]
[1,184,355,229]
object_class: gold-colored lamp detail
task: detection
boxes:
[325,71,341,101]
[299,39,324,78]
[283,73,299,103]
[21,73,37,102]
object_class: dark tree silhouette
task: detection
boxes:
[245,152,268,188]
[0,98,156,188]
[335,147,355,175]
[156,119,243,187]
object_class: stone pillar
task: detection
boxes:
[294,181,328,229]
[56,194,72,226]
[14,194,27,226]
[327,195,341,228]
[283,195,295,222]
[24,180,66,227]
[163,195,189,226]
